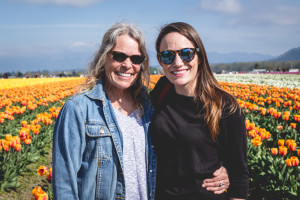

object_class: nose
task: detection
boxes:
[172,53,184,67]
[122,57,133,69]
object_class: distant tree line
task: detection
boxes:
[0,69,86,79]
[210,60,300,73]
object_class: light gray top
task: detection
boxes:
[113,107,148,200]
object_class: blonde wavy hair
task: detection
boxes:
[79,22,150,112]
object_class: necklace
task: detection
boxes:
[107,92,132,114]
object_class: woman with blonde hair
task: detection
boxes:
[52,22,155,200]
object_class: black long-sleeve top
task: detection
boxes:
[149,76,249,200]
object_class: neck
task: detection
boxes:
[106,87,135,116]
[107,89,131,101]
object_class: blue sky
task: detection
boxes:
[0,0,300,73]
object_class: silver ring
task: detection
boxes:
[219,182,223,187]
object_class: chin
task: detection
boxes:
[168,78,188,86]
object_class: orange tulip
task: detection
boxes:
[21,120,27,127]
[298,149,300,157]
[0,139,6,147]
[277,125,283,131]
[46,168,52,181]
[248,130,257,138]
[37,166,49,176]
[9,140,16,148]
[279,146,288,156]
[290,123,296,129]
[5,134,12,140]
[260,108,266,115]
[285,158,293,167]
[251,136,262,146]
[285,139,294,147]
[3,145,10,152]
[288,142,297,151]
[278,139,285,146]
[283,115,289,121]
[32,186,49,200]
[291,156,299,166]
[24,138,32,145]
[31,127,40,135]
[14,144,22,151]
[294,114,300,122]
[19,128,28,138]
[271,148,278,155]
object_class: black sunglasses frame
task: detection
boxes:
[157,48,199,65]
[112,51,146,65]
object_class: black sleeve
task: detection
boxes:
[221,107,249,199]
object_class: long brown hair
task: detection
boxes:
[79,22,150,113]
[156,22,239,141]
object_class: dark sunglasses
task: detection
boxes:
[112,51,146,65]
[157,48,199,65]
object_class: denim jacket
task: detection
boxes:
[52,79,156,200]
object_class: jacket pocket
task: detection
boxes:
[86,123,118,200]
[86,123,113,160]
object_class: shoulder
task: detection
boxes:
[221,98,245,127]
[149,76,172,106]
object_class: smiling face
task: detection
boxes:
[105,34,142,92]
[159,32,199,96]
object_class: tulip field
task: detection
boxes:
[0,74,300,199]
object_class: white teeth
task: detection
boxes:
[173,70,187,75]
[116,72,131,77]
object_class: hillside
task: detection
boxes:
[271,46,300,61]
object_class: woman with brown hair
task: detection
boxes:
[150,22,249,200]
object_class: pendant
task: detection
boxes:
[118,107,122,112]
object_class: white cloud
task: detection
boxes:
[69,42,98,51]
[200,0,242,14]
[254,6,300,25]
[222,5,300,26]
[17,0,104,6]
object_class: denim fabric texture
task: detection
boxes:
[52,79,156,200]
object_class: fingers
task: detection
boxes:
[203,181,229,194]
[202,173,227,184]
[202,179,230,189]
[202,166,230,193]
[212,166,223,176]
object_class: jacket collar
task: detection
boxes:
[86,79,106,101]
